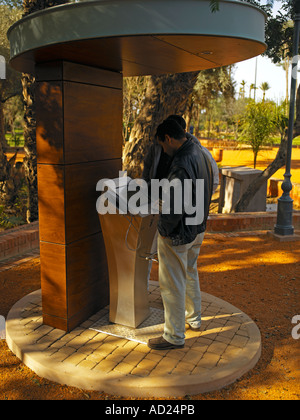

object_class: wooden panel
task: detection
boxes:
[38,159,121,245]
[64,159,121,244]
[67,232,109,321]
[36,61,63,82]
[40,241,67,319]
[63,81,122,164]
[63,61,122,88]
[36,61,122,88]
[42,314,68,331]
[36,64,122,166]
[36,81,64,164]
[40,233,109,331]
[35,63,124,331]
[37,164,65,244]
[33,38,123,76]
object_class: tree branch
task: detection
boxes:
[1,89,22,103]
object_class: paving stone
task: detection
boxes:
[64,352,88,366]
[131,366,151,377]
[77,359,97,370]
[113,362,133,375]
[6,280,262,398]
[181,349,203,365]
[196,352,220,369]
[136,358,158,372]
[123,350,146,366]
[173,360,194,374]
[93,358,118,373]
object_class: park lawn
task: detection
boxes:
[5,146,300,184]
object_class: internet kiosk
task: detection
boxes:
[97,175,159,328]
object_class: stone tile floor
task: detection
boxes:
[6,280,261,398]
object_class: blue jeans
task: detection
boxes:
[157,232,205,345]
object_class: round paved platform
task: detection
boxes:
[6,281,261,398]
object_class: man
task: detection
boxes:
[147,119,213,350]
[142,114,218,282]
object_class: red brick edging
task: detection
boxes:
[0,221,39,261]
[207,211,300,233]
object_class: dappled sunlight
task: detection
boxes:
[200,250,299,273]
[199,232,300,275]
[201,246,253,257]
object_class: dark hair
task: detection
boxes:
[166,114,186,130]
[155,119,186,142]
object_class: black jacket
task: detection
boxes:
[158,138,213,245]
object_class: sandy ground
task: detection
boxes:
[0,231,299,400]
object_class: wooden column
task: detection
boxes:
[35,61,123,331]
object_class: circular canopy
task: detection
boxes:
[7,0,267,76]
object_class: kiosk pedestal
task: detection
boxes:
[99,213,158,328]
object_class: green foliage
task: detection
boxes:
[238,100,279,167]
[264,0,297,64]
[272,102,289,141]
[5,130,24,147]
[292,136,300,145]
[0,205,24,228]
[209,0,220,13]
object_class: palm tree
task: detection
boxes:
[260,82,271,102]
[249,83,255,99]
[239,80,246,99]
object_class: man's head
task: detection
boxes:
[166,114,186,130]
[155,119,187,157]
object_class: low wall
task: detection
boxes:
[207,211,300,233]
[0,221,39,261]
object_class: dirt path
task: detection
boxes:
[0,231,299,400]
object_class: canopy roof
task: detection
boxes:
[7,0,267,76]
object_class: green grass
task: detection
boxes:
[5,130,24,147]
[293,136,300,146]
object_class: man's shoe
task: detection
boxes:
[147,336,184,350]
[187,323,202,332]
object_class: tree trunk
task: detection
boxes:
[21,0,70,222]
[0,98,8,180]
[253,150,258,169]
[21,73,38,222]
[234,85,300,212]
[184,97,194,133]
[0,99,8,153]
[122,71,199,178]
